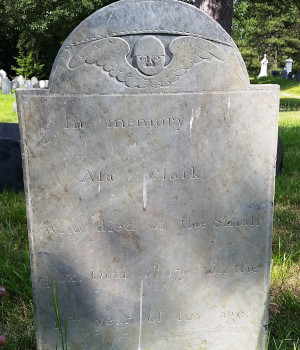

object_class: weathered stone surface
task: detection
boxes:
[1,77,12,94]
[17,1,279,349]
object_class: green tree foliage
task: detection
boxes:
[2,0,300,78]
[0,0,117,78]
[233,0,300,75]
[12,48,44,79]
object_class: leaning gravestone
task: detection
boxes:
[17,1,279,349]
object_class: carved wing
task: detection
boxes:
[68,38,149,88]
[151,36,227,87]
[69,36,227,88]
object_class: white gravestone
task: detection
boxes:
[284,58,293,74]
[17,1,279,349]
[258,53,269,78]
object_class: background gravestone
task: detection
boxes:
[0,123,23,191]
[17,1,279,349]
[1,77,12,94]
[284,58,293,74]
[282,69,288,79]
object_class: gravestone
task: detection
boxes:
[0,123,23,191]
[16,75,26,88]
[258,53,268,77]
[288,72,293,79]
[284,58,293,74]
[12,79,20,89]
[271,70,280,77]
[24,80,33,89]
[276,136,284,175]
[1,77,12,94]
[39,80,48,88]
[17,1,279,349]
[282,69,288,79]
[0,69,7,78]
[296,70,300,82]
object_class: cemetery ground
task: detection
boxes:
[0,88,299,349]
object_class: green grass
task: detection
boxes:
[268,111,300,350]
[0,191,35,349]
[0,91,18,123]
[0,92,299,349]
[251,76,300,96]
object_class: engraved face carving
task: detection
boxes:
[134,36,166,76]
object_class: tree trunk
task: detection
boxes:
[195,0,233,35]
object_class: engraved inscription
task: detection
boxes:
[96,316,132,331]
[45,226,81,235]
[64,116,84,130]
[149,166,205,180]
[81,170,114,183]
[92,212,264,236]
[42,274,82,288]
[220,311,247,325]
[107,117,184,130]
[147,311,164,323]
[96,218,135,233]
[214,213,262,228]
[178,312,201,322]
[207,263,261,276]
[89,262,262,284]
[93,309,249,332]
[92,268,130,281]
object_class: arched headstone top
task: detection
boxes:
[49,0,249,93]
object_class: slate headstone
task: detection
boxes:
[1,78,12,94]
[282,69,288,79]
[271,70,280,77]
[288,72,293,79]
[0,123,23,192]
[17,1,279,349]
[296,70,300,82]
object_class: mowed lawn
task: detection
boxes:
[0,89,299,349]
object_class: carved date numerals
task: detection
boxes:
[43,274,82,288]
[45,226,81,235]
